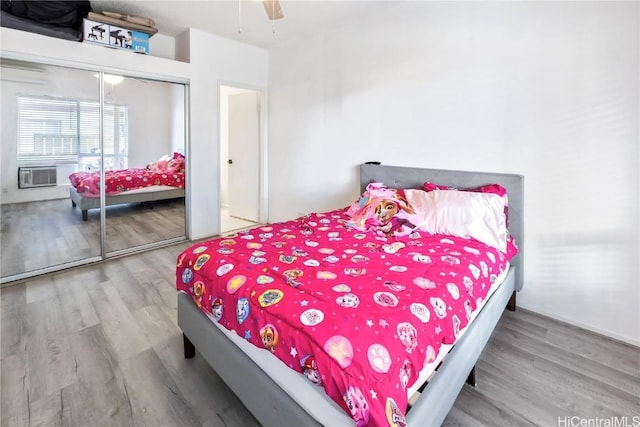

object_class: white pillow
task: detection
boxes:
[405,189,508,252]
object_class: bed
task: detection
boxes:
[176,164,524,427]
[69,152,185,221]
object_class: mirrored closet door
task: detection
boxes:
[0,59,187,284]
[101,76,186,254]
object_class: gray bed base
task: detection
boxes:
[177,164,524,426]
[69,186,185,221]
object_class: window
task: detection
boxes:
[17,95,128,170]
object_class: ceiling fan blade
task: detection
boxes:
[262,0,284,20]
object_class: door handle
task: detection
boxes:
[228,159,233,164]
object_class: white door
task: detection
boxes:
[228,91,260,222]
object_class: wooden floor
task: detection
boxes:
[1,244,638,427]
[1,198,185,278]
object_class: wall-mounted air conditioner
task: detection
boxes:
[18,166,57,188]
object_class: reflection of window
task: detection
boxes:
[17,96,128,170]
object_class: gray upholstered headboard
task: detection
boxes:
[359,164,524,292]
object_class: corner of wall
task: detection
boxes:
[175,30,191,63]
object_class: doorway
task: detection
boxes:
[219,84,264,234]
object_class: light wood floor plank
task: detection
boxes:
[61,324,133,426]
[28,392,64,427]
[452,385,538,427]
[1,286,26,359]
[118,348,203,426]
[86,283,151,362]
[472,359,567,426]
[0,354,29,426]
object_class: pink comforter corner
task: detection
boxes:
[176,209,516,427]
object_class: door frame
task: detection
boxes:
[218,81,268,231]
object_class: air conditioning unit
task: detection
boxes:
[18,166,57,188]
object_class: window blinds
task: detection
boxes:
[17,95,128,163]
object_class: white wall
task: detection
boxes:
[186,29,268,240]
[170,84,186,155]
[123,78,175,168]
[268,2,639,344]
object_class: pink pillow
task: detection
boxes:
[408,189,509,252]
[168,152,185,173]
[423,182,509,224]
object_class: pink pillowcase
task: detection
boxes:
[167,152,185,173]
[423,182,509,224]
[406,189,509,252]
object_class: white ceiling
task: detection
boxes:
[89,0,395,49]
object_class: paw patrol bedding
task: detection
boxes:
[176,202,517,427]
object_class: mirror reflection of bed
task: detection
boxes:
[68,152,186,251]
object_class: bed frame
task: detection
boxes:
[70,186,185,221]
[177,164,524,426]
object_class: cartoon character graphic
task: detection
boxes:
[181,268,193,284]
[480,261,489,277]
[284,268,304,288]
[383,281,406,292]
[399,359,413,390]
[236,297,250,324]
[343,386,370,427]
[300,354,322,385]
[397,322,418,353]
[464,300,473,320]
[386,397,408,427]
[259,324,278,352]
[258,289,284,307]
[211,297,223,321]
[430,296,447,319]
[452,315,461,337]
[446,282,460,300]
[193,281,205,308]
[372,198,416,236]
[463,276,474,295]
[344,267,366,277]
[336,293,360,308]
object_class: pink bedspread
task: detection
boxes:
[69,168,185,197]
[176,208,517,427]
